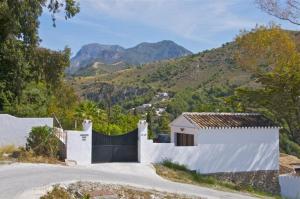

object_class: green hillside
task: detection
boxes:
[68,32,300,157]
[73,61,130,77]
[69,41,254,105]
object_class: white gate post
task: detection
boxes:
[83,120,92,164]
[138,120,148,163]
[66,119,92,165]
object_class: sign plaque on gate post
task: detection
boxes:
[80,134,89,141]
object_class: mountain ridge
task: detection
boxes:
[67,40,192,74]
[69,41,253,106]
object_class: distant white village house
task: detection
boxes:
[155,108,166,116]
[142,103,152,108]
[156,92,169,98]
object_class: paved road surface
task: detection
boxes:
[0,163,257,199]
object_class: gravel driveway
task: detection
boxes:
[0,163,257,199]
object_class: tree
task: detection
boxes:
[0,0,79,107]
[3,82,49,117]
[236,25,297,73]
[75,101,99,121]
[32,47,71,89]
[48,83,79,129]
[100,83,114,121]
[235,25,300,144]
[257,0,300,25]
[146,109,155,139]
[158,112,171,134]
[74,101,140,135]
[0,0,79,44]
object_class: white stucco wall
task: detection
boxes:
[0,114,53,146]
[140,120,279,174]
[279,175,300,199]
[66,120,92,165]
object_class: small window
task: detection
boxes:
[176,133,194,146]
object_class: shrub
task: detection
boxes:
[41,186,71,199]
[161,159,188,171]
[280,131,300,158]
[26,126,60,158]
[159,160,279,197]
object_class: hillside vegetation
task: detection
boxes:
[69,28,300,158]
[69,41,253,106]
[70,30,300,109]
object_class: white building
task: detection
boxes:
[138,112,280,194]
[139,112,280,174]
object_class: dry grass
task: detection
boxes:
[40,186,72,199]
[280,153,300,174]
[154,162,281,199]
[155,164,232,190]
[15,149,63,164]
[0,145,16,154]
[0,145,63,165]
[0,145,17,161]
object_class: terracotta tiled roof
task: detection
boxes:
[182,112,278,128]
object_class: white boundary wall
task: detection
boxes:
[279,175,300,199]
[0,114,53,146]
[138,120,279,174]
[66,120,92,165]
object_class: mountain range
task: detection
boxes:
[69,39,254,106]
[71,32,300,106]
[67,40,192,74]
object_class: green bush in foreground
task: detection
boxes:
[26,126,60,158]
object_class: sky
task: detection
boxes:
[39,0,300,57]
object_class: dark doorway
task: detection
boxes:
[176,133,194,146]
[92,129,138,163]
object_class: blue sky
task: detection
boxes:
[39,0,299,57]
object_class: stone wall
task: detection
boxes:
[205,170,280,195]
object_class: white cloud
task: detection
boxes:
[82,0,257,44]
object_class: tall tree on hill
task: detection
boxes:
[146,109,155,139]
[234,25,300,144]
[158,112,171,134]
[0,0,79,108]
[100,84,114,122]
